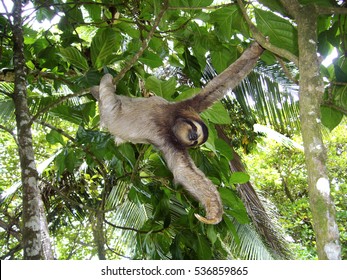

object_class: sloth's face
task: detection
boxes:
[173,118,208,147]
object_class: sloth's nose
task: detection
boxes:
[189,131,198,141]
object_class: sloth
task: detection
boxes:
[91,43,264,224]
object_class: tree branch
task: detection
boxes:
[316,6,347,15]
[104,219,166,234]
[237,0,299,66]
[112,0,169,85]
[30,88,88,125]
[0,124,19,146]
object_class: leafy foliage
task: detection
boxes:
[0,0,346,259]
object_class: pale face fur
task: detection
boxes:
[172,118,208,147]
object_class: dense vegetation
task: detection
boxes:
[0,0,346,259]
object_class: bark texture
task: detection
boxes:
[280,0,341,259]
[12,0,53,259]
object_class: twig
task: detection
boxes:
[112,0,169,85]
[0,124,19,146]
[104,219,166,234]
[275,55,299,84]
[30,88,88,125]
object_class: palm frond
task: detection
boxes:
[254,124,304,151]
[234,70,300,135]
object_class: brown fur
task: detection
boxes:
[91,74,223,224]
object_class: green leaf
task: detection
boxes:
[216,47,237,67]
[145,76,177,98]
[170,0,213,7]
[195,234,212,260]
[215,138,233,161]
[46,130,66,146]
[223,213,240,244]
[91,28,121,69]
[321,105,343,131]
[139,50,163,68]
[201,102,231,124]
[255,8,298,56]
[210,6,248,40]
[206,225,217,244]
[182,48,202,87]
[65,150,77,173]
[211,46,237,74]
[118,143,136,168]
[229,172,250,184]
[83,3,102,22]
[220,188,250,224]
[257,0,288,16]
[59,47,89,70]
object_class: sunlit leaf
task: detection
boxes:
[59,47,89,70]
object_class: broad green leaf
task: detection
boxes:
[255,8,298,56]
[118,143,136,168]
[210,6,248,40]
[83,3,102,22]
[173,88,200,101]
[65,150,77,173]
[220,188,250,224]
[46,130,65,145]
[211,46,238,73]
[215,138,233,161]
[145,76,177,98]
[229,172,250,184]
[59,47,89,70]
[223,213,240,244]
[169,0,213,7]
[195,234,212,260]
[321,105,343,131]
[206,225,217,244]
[201,102,231,124]
[91,28,121,69]
[333,85,347,108]
[139,50,163,68]
[182,48,202,87]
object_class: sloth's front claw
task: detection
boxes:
[194,213,223,224]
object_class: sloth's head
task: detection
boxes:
[173,117,208,147]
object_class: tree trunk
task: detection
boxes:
[12,0,53,259]
[281,0,341,259]
[90,211,106,260]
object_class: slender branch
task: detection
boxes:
[112,0,169,85]
[104,219,166,234]
[30,88,88,124]
[0,124,19,146]
[316,6,347,15]
[323,101,347,115]
[168,2,235,10]
[0,0,12,24]
[35,119,108,179]
[237,0,299,66]
[0,219,21,241]
[275,55,299,84]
